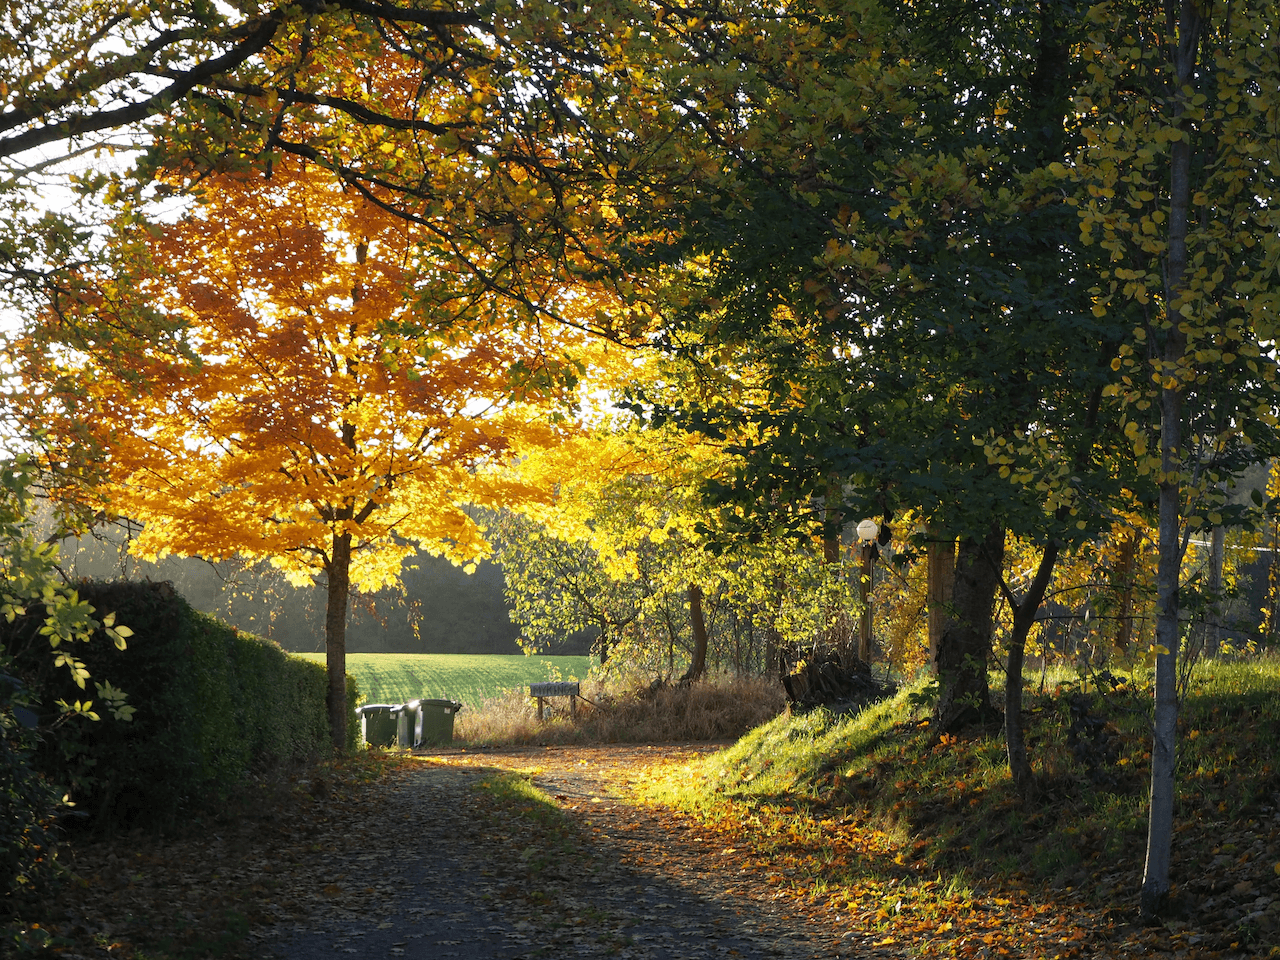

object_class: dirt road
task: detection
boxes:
[260,743,895,960]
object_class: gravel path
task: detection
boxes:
[259,744,892,960]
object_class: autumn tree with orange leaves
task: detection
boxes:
[16,162,625,749]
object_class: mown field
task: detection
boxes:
[294,652,593,708]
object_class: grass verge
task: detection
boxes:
[641,660,1280,958]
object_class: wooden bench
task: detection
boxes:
[529,681,581,721]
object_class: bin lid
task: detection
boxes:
[421,698,463,712]
[357,704,396,714]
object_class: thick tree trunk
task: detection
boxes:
[325,530,353,753]
[682,583,709,682]
[1113,530,1139,652]
[932,524,1006,733]
[927,536,957,669]
[1142,0,1201,919]
[1004,541,1060,797]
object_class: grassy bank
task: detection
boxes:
[642,660,1280,957]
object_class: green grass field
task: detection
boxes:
[294,652,593,709]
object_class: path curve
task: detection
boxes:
[261,743,899,960]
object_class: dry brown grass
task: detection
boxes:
[454,672,786,746]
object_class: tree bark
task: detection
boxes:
[325,530,353,753]
[1205,524,1225,658]
[1003,541,1060,797]
[1142,0,1202,920]
[682,583,709,682]
[932,524,1006,733]
[1113,530,1139,652]
[927,536,957,669]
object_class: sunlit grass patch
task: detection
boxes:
[647,679,926,811]
[473,769,583,877]
[476,769,567,829]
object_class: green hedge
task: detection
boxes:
[1,580,358,831]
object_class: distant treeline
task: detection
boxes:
[57,526,591,656]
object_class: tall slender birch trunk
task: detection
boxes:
[1141,0,1203,918]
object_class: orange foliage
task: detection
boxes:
[26,161,626,590]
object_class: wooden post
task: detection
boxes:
[858,540,874,662]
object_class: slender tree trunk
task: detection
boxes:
[1142,0,1202,919]
[764,605,782,679]
[1268,505,1280,640]
[1004,541,1061,797]
[933,524,1006,732]
[683,583,709,682]
[1205,524,1225,658]
[927,535,957,670]
[325,530,353,753]
[1145,377,1184,918]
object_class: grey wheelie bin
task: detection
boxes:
[357,704,398,747]
[393,700,421,749]
[414,699,463,746]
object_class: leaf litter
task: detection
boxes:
[20,740,1280,959]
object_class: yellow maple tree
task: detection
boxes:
[22,161,628,748]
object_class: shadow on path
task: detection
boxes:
[261,744,887,960]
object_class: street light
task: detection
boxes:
[856,519,879,662]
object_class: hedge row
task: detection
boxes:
[2,580,358,832]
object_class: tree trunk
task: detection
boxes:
[1267,504,1280,640]
[927,535,957,669]
[1142,0,1202,919]
[325,530,353,753]
[764,604,783,679]
[1113,530,1139,652]
[932,524,1006,733]
[1145,372,1184,919]
[1004,541,1060,797]
[682,583,709,682]
[1205,524,1225,658]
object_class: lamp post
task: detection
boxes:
[856,519,879,662]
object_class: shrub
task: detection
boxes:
[456,671,786,746]
[2,580,352,832]
[0,665,62,910]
